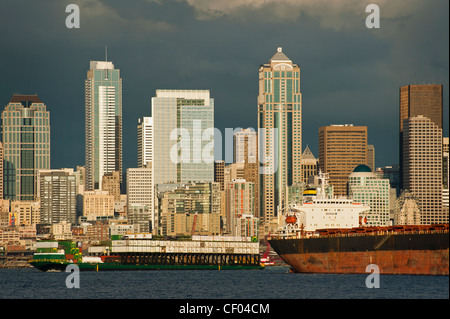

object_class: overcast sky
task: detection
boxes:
[0,0,448,172]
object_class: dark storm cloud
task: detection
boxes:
[0,0,447,171]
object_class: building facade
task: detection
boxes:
[319,124,368,197]
[126,164,154,233]
[399,84,443,189]
[137,117,153,168]
[2,95,50,201]
[258,47,302,234]
[85,61,123,191]
[82,190,115,221]
[38,169,77,225]
[348,164,391,227]
[152,89,214,186]
[403,115,447,224]
[158,182,221,236]
[225,179,255,236]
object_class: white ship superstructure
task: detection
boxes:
[279,172,370,237]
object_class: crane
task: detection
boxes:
[191,212,198,236]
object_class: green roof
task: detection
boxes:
[353,164,372,173]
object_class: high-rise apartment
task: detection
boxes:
[403,115,446,224]
[234,128,259,218]
[443,137,449,208]
[38,169,77,224]
[225,179,255,236]
[234,128,257,164]
[258,47,302,234]
[137,117,153,168]
[126,164,154,233]
[2,95,50,201]
[319,124,368,197]
[85,60,123,191]
[152,89,214,185]
[158,182,221,236]
[399,84,443,188]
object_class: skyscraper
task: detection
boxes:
[38,169,77,224]
[258,47,302,234]
[137,117,153,168]
[319,124,368,197]
[152,89,214,185]
[399,84,443,188]
[2,95,50,201]
[403,115,446,224]
[85,60,123,191]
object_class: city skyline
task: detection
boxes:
[0,1,448,174]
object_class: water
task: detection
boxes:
[1,266,448,299]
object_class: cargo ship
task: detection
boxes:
[268,171,449,275]
[30,234,264,271]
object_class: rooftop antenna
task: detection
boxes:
[104,45,109,80]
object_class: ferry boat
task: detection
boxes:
[30,235,264,271]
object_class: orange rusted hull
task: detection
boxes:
[280,249,449,275]
[269,225,449,275]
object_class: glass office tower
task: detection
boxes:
[151,89,214,185]
[2,95,50,201]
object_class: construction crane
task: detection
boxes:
[191,212,198,236]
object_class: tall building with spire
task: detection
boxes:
[85,60,123,190]
[258,47,302,234]
[2,95,50,201]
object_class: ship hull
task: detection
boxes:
[30,261,264,271]
[30,252,264,271]
[269,231,449,275]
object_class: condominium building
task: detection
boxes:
[85,60,123,191]
[234,128,259,218]
[38,169,77,224]
[126,164,154,232]
[348,164,391,226]
[403,115,447,224]
[152,89,214,185]
[137,117,153,168]
[399,84,443,189]
[158,182,221,236]
[319,124,368,197]
[10,201,40,226]
[82,190,114,221]
[225,179,255,235]
[2,95,50,201]
[234,128,257,164]
[214,160,225,191]
[101,171,121,201]
[258,47,302,234]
